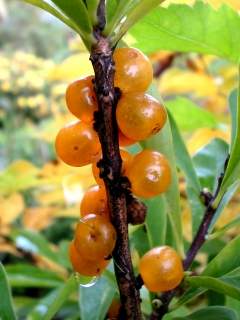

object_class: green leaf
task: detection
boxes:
[0,263,17,320]
[85,0,99,25]
[209,215,240,240]
[5,264,63,288]
[27,276,76,320]
[79,276,116,320]
[209,179,240,232]
[203,236,240,277]
[130,2,240,63]
[50,0,92,33]
[168,112,203,236]
[22,0,79,33]
[187,270,240,301]
[173,236,240,308]
[226,297,240,319]
[172,306,238,320]
[106,0,118,25]
[131,225,150,257]
[108,0,165,44]
[144,196,167,248]
[12,230,65,268]
[193,138,229,192]
[166,97,217,132]
[217,82,240,201]
[22,0,94,49]
[141,87,183,256]
[229,89,238,147]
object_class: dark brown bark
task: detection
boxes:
[90,33,142,319]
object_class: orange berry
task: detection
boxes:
[69,241,108,276]
[55,121,100,167]
[139,246,184,292]
[74,214,116,261]
[119,130,136,147]
[126,150,171,198]
[113,47,153,93]
[116,93,167,141]
[80,185,108,218]
[120,150,134,175]
[65,76,97,123]
[108,298,121,319]
[92,150,133,185]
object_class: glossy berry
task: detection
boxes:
[126,150,171,198]
[119,130,136,147]
[69,241,108,276]
[80,185,108,218]
[139,246,184,292]
[65,76,97,123]
[116,93,167,141]
[113,47,153,93]
[55,121,100,167]
[74,214,116,261]
[92,150,134,185]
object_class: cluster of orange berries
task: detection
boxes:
[55,47,183,292]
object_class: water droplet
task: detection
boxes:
[74,272,99,288]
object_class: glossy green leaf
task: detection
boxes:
[130,2,240,64]
[209,215,240,240]
[109,0,165,44]
[79,276,116,320]
[22,0,79,32]
[27,276,76,320]
[5,264,63,288]
[50,0,92,33]
[172,306,238,320]
[203,236,240,277]
[131,225,150,257]
[144,196,167,247]
[187,270,240,301]
[141,87,183,255]
[193,138,229,192]
[217,82,240,201]
[209,179,240,232]
[0,263,17,320]
[226,297,240,319]
[85,0,99,25]
[168,112,203,236]
[166,97,217,132]
[174,236,240,308]
[229,89,238,147]
[106,0,118,25]
[12,230,65,268]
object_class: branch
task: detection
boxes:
[90,2,142,319]
[150,154,230,319]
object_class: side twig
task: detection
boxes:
[90,2,141,319]
[150,155,230,319]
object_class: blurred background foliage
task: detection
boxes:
[0,0,240,319]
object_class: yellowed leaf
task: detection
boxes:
[54,205,80,218]
[6,160,39,176]
[62,167,96,205]
[48,53,93,81]
[35,188,65,206]
[187,128,230,155]
[35,255,68,277]
[23,207,57,230]
[0,193,24,225]
[0,240,21,256]
[159,68,218,98]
